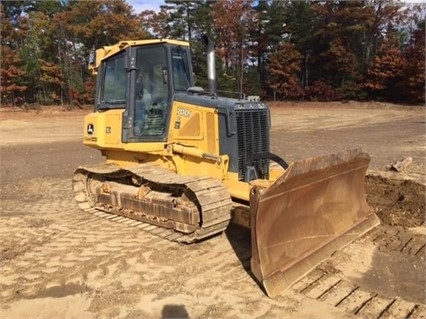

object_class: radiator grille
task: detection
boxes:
[236,109,270,182]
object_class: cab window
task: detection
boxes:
[100,52,126,108]
[171,47,191,91]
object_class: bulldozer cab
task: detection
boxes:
[94,41,194,142]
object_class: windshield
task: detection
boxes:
[133,45,169,137]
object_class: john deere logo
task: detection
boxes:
[87,124,94,135]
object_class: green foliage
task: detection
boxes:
[217,71,237,94]
[337,81,368,101]
[1,0,148,107]
[1,0,424,106]
[243,66,263,97]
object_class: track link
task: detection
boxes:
[72,163,233,243]
[293,269,426,318]
[372,227,426,258]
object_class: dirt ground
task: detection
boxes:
[0,101,425,319]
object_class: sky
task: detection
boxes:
[128,0,425,14]
[128,0,163,13]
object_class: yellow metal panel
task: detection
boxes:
[169,102,203,142]
[104,151,171,169]
[170,154,226,182]
[123,143,166,154]
[168,101,219,154]
[177,112,202,139]
[105,114,121,144]
[83,109,124,149]
[223,172,251,201]
[206,111,217,154]
[83,109,168,156]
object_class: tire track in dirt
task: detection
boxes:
[372,227,426,257]
[1,176,425,318]
[0,178,341,318]
[68,181,426,319]
[0,179,235,315]
[1,180,158,302]
[292,267,426,319]
[289,224,426,319]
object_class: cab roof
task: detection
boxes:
[89,39,190,74]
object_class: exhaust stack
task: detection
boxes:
[202,34,216,94]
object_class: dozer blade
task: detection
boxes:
[250,149,380,298]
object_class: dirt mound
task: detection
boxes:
[365,175,425,227]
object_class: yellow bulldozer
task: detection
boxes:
[73,36,379,297]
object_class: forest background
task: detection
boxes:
[1,0,425,107]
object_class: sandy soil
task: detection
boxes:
[0,102,425,319]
